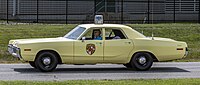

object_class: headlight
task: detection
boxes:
[8,44,14,54]
[8,44,21,58]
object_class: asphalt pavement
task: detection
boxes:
[0,62,200,81]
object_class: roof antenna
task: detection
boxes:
[152,31,154,40]
[151,0,154,40]
[142,30,144,34]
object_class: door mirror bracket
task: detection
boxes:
[82,37,86,42]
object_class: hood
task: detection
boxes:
[9,37,74,45]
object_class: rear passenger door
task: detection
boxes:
[103,28,133,63]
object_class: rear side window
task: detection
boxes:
[105,28,127,40]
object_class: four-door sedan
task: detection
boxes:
[8,24,188,72]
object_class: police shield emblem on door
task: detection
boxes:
[86,44,96,55]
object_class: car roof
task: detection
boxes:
[78,24,146,38]
[78,24,132,29]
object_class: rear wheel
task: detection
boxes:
[130,52,153,71]
[35,52,58,72]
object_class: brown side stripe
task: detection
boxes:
[177,48,183,50]
[24,49,31,51]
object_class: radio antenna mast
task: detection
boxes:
[151,0,154,40]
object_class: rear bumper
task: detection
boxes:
[183,47,188,58]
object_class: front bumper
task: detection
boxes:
[8,44,22,59]
[184,47,189,57]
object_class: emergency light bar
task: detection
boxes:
[94,15,103,24]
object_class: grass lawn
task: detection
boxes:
[0,78,200,85]
[0,23,200,62]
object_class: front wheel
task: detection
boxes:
[130,52,153,71]
[29,61,37,69]
[35,52,58,72]
[123,63,132,68]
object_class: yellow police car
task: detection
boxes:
[8,16,188,72]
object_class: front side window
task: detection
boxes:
[64,26,86,40]
[82,28,102,40]
[105,28,126,40]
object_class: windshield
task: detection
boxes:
[64,26,86,39]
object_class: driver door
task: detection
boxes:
[74,28,104,64]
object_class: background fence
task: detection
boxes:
[0,0,199,24]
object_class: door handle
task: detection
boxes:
[96,42,102,44]
[125,42,131,44]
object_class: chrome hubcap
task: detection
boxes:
[43,57,51,65]
[138,56,146,64]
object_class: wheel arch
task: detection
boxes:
[128,51,159,63]
[35,50,62,64]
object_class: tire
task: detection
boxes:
[29,61,37,69]
[123,63,132,68]
[130,52,153,71]
[35,52,58,72]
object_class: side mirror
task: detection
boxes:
[82,37,86,42]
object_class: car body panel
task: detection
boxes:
[9,37,74,63]
[8,24,188,64]
[74,40,103,64]
[103,39,133,63]
[127,37,187,62]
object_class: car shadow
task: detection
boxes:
[13,67,189,73]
